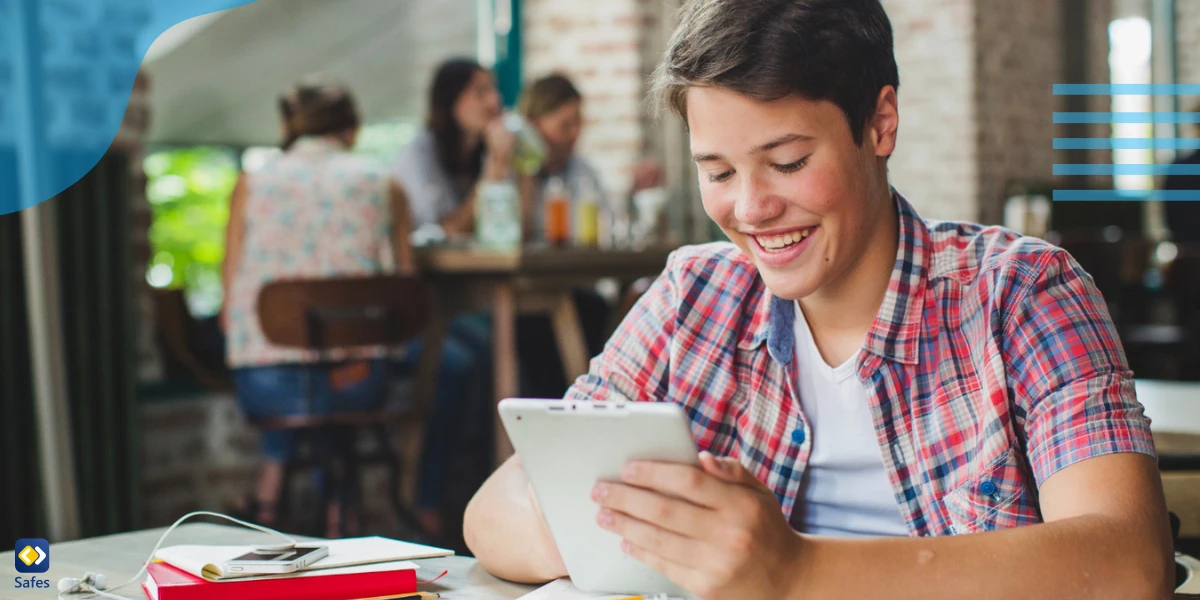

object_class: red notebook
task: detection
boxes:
[141,560,417,600]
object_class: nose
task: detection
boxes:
[732,172,784,226]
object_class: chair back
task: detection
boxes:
[256,275,429,352]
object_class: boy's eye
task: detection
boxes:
[707,170,733,183]
[774,156,810,173]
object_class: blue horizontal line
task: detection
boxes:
[1054,84,1200,95]
[1054,112,1200,124]
[1054,164,1200,176]
[1054,138,1200,150]
[1053,190,1200,201]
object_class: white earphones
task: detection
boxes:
[58,573,106,592]
[56,511,298,599]
[56,573,127,600]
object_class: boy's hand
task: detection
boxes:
[593,451,806,599]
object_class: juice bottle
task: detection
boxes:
[574,180,599,248]
[544,176,570,247]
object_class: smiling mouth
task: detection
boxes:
[753,227,816,253]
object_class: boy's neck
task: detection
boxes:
[797,191,899,363]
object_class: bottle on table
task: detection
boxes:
[574,179,600,248]
[475,180,522,250]
[544,175,570,247]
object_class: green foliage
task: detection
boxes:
[144,147,238,317]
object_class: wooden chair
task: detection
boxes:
[254,275,431,537]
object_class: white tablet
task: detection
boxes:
[498,398,699,598]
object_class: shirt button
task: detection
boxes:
[979,480,997,496]
[791,428,806,444]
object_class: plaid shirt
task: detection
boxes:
[566,192,1155,536]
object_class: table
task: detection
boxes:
[1137,379,1200,543]
[0,523,535,600]
[1137,379,1200,469]
[414,246,674,461]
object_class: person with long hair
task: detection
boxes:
[223,81,416,537]
[394,57,521,233]
[391,58,516,540]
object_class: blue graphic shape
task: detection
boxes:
[1053,84,1200,95]
[1053,112,1200,124]
[1054,164,1200,176]
[1053,190,1200,202]
[1054,138,1200,151]
[14,538,50,574]
[0,0,257,216]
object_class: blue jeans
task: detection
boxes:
[398,314,492,509]
[234,359,388,461]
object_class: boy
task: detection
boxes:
[463,1,1175,597]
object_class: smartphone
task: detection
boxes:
[222,544,329,575]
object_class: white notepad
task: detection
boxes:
[155,536,452,581]
[518,578,682,599]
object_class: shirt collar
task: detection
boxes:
[742,190,929,366]
[290,135,346,154]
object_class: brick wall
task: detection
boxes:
[972,0,1060,225]
[140,393,422,533]
[1179,0,1200,113]
[141,394,261,526]
[882,0,979,222]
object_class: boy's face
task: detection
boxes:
[687,87,897,301]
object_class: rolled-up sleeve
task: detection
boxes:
[564,254,680,404]
[1004,249,1156,486]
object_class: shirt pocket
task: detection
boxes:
[944,447,1034,534]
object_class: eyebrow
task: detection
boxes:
[691,133,815,163]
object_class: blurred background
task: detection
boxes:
[2,0,1198,558]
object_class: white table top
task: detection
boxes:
[1136,379,1200,435]
[0,524,536,600]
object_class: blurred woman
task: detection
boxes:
[391,58,515,540]
[222,82,416,537]
[393,57,521,233]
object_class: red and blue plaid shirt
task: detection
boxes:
[566,192,1156,536]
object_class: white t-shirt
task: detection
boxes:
[789,302,909,537]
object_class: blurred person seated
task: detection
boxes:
[519,73,665,240]
[393,57,530,237]
[391,57,516,539]
[222,81,428,538]
[1163,101,1200,244]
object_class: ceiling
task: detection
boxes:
[143,0,478,147]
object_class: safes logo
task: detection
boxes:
[14,539,49,574]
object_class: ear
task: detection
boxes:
[868,86,899,159]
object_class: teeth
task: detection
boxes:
[755,228,813,251]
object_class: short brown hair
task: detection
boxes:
[520,74,583,121]
[651,0,899,145]
[278,81,361,150]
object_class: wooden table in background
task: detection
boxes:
[1136,379,1200,542]
[414,246,674,463]
[0,523,535,600]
